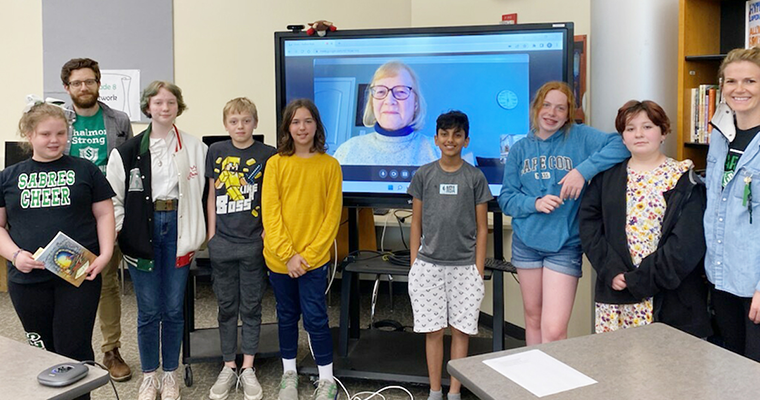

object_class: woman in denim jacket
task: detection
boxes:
[704,47,760,362]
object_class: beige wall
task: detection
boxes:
[0,0,594,337]
[411,0,590,34]
[1,1,44,161]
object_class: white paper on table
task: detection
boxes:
[482,349,597,397]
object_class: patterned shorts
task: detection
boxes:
[408,259,485,335]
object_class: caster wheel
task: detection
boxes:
[184,365,193,387]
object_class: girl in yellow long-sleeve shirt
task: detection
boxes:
[262,98,342,400]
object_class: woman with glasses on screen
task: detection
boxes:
[333,61,440,166]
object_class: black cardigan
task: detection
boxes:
[579,160,711,338]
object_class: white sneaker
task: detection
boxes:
[209,366,237,400]
[239,368,263,400]
[313,379,338,400]
[278,370,299,400]
[161,370,181,400]
[138,372,161,400]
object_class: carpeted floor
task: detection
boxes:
[0,274,489,399]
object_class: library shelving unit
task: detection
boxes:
[677,0,745,169]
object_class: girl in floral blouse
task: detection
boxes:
[579,100,711,337]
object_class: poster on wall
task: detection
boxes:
[747,0,760,48]
[100,70,141,122]
[573,35,587,123]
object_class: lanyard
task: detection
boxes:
[743,175,753,224]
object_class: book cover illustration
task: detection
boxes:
[33,232,96,287]
[747,0,760,48]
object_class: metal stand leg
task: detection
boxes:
[492,212,505,351]
[388,274,394,312]
[371,274,380,327]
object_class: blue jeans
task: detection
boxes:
[511,233,583,278]
[269,264,333,365]
[129,210,189,373]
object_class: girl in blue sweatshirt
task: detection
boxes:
[498,81,629,344]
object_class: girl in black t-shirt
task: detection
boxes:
[0,103,115,399]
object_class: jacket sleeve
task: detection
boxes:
[302,160,343,266]
[625,183,707,299]
[574,125,631,181]
[579,171,632,287]
[261,158,296,263]
[106,149,126,232]
[120,114,134,140]
[498,147,538,218]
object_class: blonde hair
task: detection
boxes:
[530,81,576,132]
[222,97,258,124]
[719,47,760,80]
[18,103,68,152]
[362,61,427,131]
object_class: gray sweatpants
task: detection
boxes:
[208,235,267,361]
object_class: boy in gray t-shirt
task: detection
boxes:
[407,111,493,400]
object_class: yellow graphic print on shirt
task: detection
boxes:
[213,156,262,217]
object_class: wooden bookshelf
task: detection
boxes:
[677,0,746,169]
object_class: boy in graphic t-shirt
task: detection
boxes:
[407,110,493,400]
[206,97,276,400]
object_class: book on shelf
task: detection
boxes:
[748,0,760,48]
[688,84,720,144]
[32,231,96,287]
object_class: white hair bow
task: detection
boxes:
[23,94,75,121]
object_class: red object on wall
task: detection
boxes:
[501,13,517,24]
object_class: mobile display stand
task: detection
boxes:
[181,257,280,386]
[300,202,522,385]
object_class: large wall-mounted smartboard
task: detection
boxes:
[42,0,173,123]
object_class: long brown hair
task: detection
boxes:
[278,99,327,156]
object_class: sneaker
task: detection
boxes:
[313,379,338,400]
[161,370,181,400]
[103,348,132,382]
[278,370,299,400]
[239,368,263,400]
[138,372,161,400]
[208,366,237,400]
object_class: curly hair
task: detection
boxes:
[61,58,101,85]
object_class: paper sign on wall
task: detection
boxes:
[99,69,141,122]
